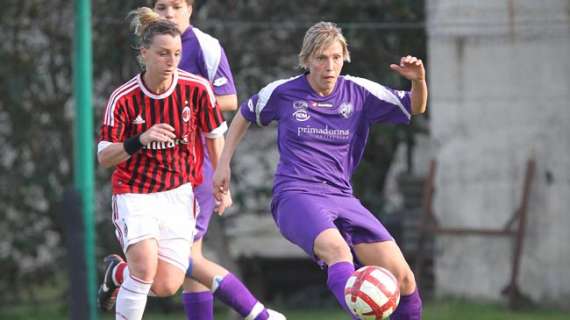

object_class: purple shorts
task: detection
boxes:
[271,189,393,263]
[193,156,215,242]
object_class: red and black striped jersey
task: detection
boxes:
[99,69,227,194]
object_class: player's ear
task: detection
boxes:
[140,47,148,62]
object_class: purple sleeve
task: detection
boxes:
[364,87,412,124]
[239,93,279,126]
[211,47,236,96]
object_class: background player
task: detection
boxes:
[152,1,285,319]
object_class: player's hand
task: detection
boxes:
[139,123,176,145]
[390,55,425,81]
[214,189,233,216]
[213,164,231,197]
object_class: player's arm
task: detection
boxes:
[97,143,131,168]
[410,78,428,115]
[215,94,238,112]
[205,135,224,171]
[212,45,237,112]
[213,111,251,194]
[98,123,175,168]
[205,135,233,215]
[390,55,428,115]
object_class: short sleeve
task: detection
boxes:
[239,78,291,126]
[99,98,128,143]
[239,92,279,127]
[198,85,227,138]
[193,27,236,97]
[210,47,237,96]
[346,76,412,124]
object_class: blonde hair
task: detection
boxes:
[128,7,180,67]
[298,22,351,70]
[128,7,180,49]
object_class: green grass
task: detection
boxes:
[423,300,569,320]
[2,300,568,320]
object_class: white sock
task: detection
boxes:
[121,267,157,297]
[245,302,265,320]
[115,271,152,320]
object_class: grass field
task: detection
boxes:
[2,300,568,320]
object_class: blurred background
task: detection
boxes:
[0,0,569,319]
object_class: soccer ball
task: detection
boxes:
[344,266,400,319]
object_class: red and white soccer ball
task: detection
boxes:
[344,266,400,320]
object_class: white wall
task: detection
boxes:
[427,0,570,308]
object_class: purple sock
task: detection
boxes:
[182,291,214,320]
[390,288,422,320]
[213,273,269,320]
[327,261,358,319]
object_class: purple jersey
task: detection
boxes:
[179,26,236,97]
[240,74,412,195]
[179,26,236,241]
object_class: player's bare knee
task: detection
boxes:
[152,279,183,297]
[316,240,352,264]
[397,269,417,294]
[129,263,157,282]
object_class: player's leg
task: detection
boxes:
[181,181,216,320]
[115,238,158,320]
[151,239,189,296]
[343,194,421,320]
[184,177,285,320]
[187,238,285,320]
[182,278,214,320]
[273,191,356,319]
[151,183,196,297]
[101,193,160,319]
[182,239,214,320]
[313,228,357,318]
[353,241,422,320]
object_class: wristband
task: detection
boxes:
[123,134,143,155]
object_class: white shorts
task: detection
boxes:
[112,183,196,272]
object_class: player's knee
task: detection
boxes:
[152,279,183,297]
[129,263,157,283]
[317,240,352,264]
[396,268,417,295]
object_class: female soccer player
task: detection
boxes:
[96,7,230,320]
[214,22,428,320]
[153,1,284,319]
[99,1,285,319]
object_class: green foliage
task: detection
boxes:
[0,0,73,304]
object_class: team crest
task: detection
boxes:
[338,102,354,119]
[182,104,191,122]
[292,100,310,122]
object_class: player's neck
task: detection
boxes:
[143,72,174,95]
[306,73,336,96]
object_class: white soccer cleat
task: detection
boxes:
[267,309,287,320]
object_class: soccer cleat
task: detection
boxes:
[267,309,287,320]
[97,254,124,311]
